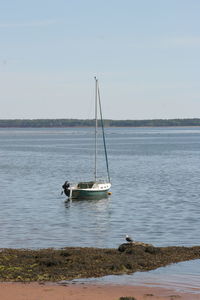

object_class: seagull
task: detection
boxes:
[125,234,133,243]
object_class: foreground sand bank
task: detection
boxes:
[0,283,199,300]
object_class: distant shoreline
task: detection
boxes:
[1,118,200,128]
[1,126,200,129]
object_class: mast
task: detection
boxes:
[94,76,98,181]
[97,81,111,183]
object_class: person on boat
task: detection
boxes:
[62,181,69,189]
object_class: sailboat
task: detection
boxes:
[62,77,111,199]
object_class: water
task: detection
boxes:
[0,127,200,291]
[72,260,200,294]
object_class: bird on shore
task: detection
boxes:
[125,234,133,243]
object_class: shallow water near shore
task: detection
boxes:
[0,127,200,288]
[70,259,200,294]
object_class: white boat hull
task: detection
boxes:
[64,182,111,199]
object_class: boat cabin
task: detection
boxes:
[77,181,95,189]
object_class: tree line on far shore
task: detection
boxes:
[0,118,200,128]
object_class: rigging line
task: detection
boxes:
[94,76,98,181]
[97,80,111,183]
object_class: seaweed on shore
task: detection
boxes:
[0,244,200,282]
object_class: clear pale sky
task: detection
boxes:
[0,0,200,120]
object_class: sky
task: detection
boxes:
[0,0,200,120]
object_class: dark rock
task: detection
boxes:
[119,297,137,300]
[118,242,152,254]
[118,243,128,252]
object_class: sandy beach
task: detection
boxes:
[0,282,199,300]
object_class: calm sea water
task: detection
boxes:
[0,127,200,290]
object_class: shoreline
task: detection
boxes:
[0,245,199,298]
[0,282,199,300]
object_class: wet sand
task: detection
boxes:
[0,282,199,300]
